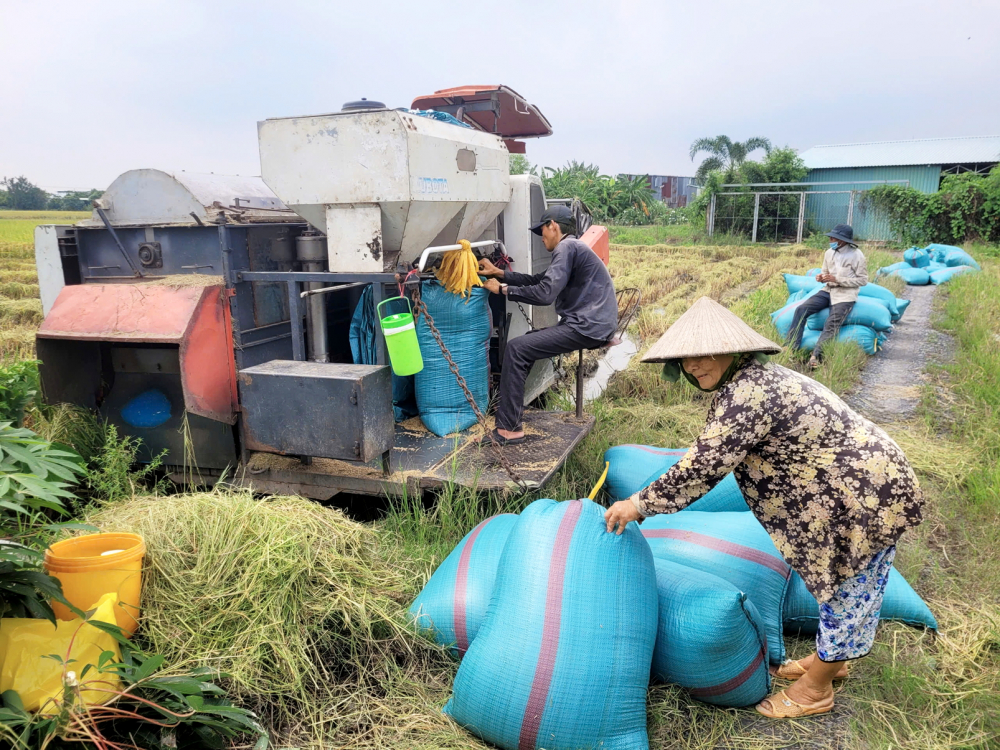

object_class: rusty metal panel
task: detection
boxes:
[239,361,392,463]
[37,283,239,425]
[179,286,239,424]
[38,284,202,342]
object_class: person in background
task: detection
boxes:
[477,204,617,445]
[603,296,923,719]
[787,224,868,370]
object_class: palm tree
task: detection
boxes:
[689,136,772,184]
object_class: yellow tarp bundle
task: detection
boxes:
[0,592,123,712]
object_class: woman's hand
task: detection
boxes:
[604,499,642,534]
[478,257,502,278]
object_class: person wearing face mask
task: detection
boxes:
[603,296,923,720]
[786,224,868,370]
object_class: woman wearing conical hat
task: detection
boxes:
[604,297,923,720]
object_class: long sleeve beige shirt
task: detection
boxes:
[821,245,868,304]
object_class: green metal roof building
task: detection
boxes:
[799,135,1000,240]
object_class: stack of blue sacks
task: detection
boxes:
[879,244,980,286]
[770,272,907,355]
[408,446,937,749]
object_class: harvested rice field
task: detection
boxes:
[0,211,87,360]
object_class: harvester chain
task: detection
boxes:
[411,286,527,490]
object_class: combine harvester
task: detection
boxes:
[33,86,617,499]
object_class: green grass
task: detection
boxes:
[0,210,89,258]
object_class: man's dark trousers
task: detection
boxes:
[496,324,605,431]
[787,290,855,358]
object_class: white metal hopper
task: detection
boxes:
[257,108,511,272]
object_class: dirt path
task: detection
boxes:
[845,285,940,422]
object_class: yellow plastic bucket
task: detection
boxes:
[43,533,145,637]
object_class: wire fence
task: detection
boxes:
[708,181,905,243]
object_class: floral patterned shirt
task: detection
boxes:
[632,359,923,601]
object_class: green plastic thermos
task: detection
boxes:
[377,296,424,376]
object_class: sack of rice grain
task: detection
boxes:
[414,281,491,436]
[444,498,656,750]
[799,324,882,355]
[904,247,930,268]
[884,265,931,286]
[805,295,893,332]
[929,265,977,285]
[640,511,791,665]
[651,557,770,707]
[409,514,518,657]
[604,445,749,512]
[925,244,981,270]
[771,286,826,338]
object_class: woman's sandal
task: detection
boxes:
[756,690,835,719]
[771,659,849,681]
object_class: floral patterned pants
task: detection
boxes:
[816,545,897,662]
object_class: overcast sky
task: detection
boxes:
[2,0,998,192]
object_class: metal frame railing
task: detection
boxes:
[707,180,910,243]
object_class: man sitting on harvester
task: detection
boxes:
[786,223,868,370]
[477,205,618,445]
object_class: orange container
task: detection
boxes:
[43,533,145,637]
[580,225,610,265]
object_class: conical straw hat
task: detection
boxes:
[641,296,782,363]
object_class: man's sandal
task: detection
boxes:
[479,428,525,446]
[771,659,849,681]
[756,690,834,719]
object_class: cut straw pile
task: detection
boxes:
[87,491,449,748]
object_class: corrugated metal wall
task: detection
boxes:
[805,165,941,241]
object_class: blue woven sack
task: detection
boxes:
[651,558,770,707]
[640,511,790,664]
[414,282,491,436]
[805,267,822,277]
[409,514,518,657]
[879,261,911,275]
[904,247,930,268]
[783,273,823,295]
[805,296,893,332]
[857,283,900,318]
[445,498,657,750]
[350,286,417,421]
[895,298,911,319]
[783,568,937,634]
[887,266,931,285]
[771,286,826,338]
[604,445,749,512]
[929,265,977,285]
[926,244,981,270]
[784,274,902,314]
[800,325,881,355]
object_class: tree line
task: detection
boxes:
[0,176,102,211]
[512,136,808,227]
